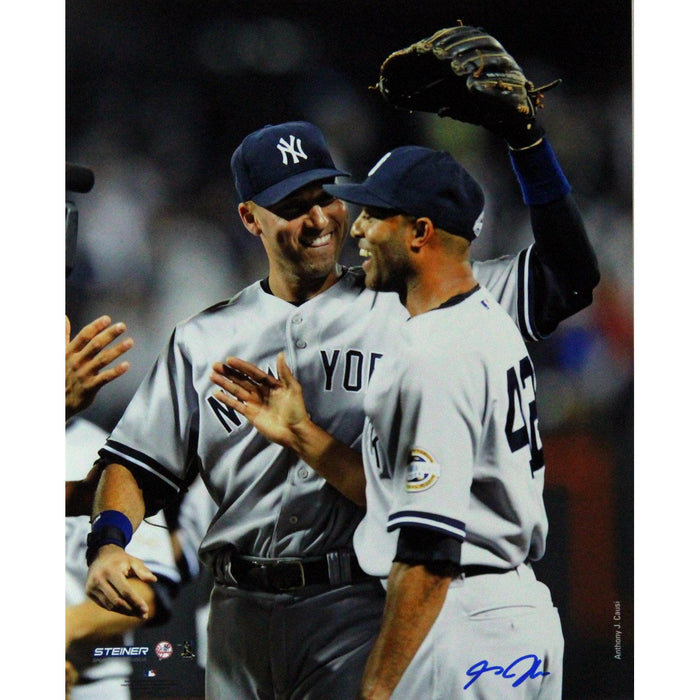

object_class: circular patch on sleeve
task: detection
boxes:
[406,448,441,492]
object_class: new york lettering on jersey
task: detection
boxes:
[208,347,385,434]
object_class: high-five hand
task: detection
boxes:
[210,352,308,448]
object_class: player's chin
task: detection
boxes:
[365,265,404,294]
[300,247,341,278]
[364,270,390,292]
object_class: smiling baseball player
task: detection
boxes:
[84,28,597,698]
[330,147,564,698]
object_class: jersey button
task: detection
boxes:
[289,515,298,524]
[295,340,307,349]
[298,466,309,479]
[292,315,303,324]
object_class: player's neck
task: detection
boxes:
[268,264,343,304]
[405,260,477,316]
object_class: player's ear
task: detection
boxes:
[410,217,434,251]
[238,201,262,237]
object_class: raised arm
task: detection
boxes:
[510,140,600,337]
[374,24,600,340]
[210,352,367,505]
[469,138,600,342]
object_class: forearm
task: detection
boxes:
[360,562,451,699]
[507,139,600,335]
[66,580,157,648]
[93,463,146,528]
[511,139,599,289]
[289,418,366,506]
[530,195,600,292]
[85,468,159,619]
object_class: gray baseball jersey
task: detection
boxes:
[354,284,548,576]
[66,418,180,699]
[353,286,563,699]
[99,256,537,570]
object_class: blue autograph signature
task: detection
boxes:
[464,654,550,690]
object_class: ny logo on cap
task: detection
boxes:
[276,136,308,165]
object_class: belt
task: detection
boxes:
[459,565,513,578]
[213,549,375,593]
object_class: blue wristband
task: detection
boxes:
[509,138,571,206]
[86,510,133,564]
[92,509,134,540]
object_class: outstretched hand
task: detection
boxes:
[210,352,309,448]
[65,315,134,421]
[211,352,368,505]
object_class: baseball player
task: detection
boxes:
[83,41,596,696]
[66,417,180,700]
[212,145,564,699]
[336,147,563,699]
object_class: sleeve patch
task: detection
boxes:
[406,448,441,492]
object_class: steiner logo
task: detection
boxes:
[93,646,149,658]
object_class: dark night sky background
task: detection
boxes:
[66,0,632,191]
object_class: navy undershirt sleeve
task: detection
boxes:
[394,525,463,576]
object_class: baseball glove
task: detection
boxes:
[376,25,561,148]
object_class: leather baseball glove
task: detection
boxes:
[376,25,561,148]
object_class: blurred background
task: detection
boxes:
[66,1,633,697]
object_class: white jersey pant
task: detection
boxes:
[391,563,564,700]
[206,579,385,700]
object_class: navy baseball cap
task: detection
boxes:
[231,121,349,207]
[324,146,485,240]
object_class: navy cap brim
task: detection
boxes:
[254,168,348,207]
[323,183,403,210]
